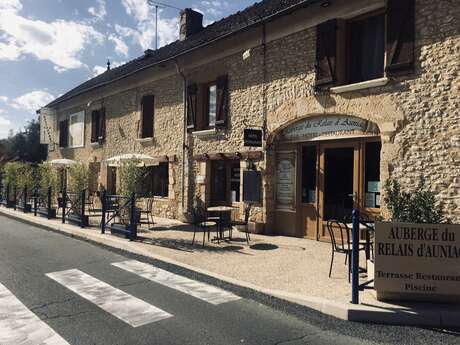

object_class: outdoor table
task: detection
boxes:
[207,206,236,240]
[346,220,375,270]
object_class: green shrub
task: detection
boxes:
[384,178,445,224]
[68,163,90,193]
[38,163,60,202]
[2,162,36,190]
[118,160,145,197]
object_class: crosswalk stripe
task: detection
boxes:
[112,260,241,305]
[0,283,70,345]
[46,269,172,327]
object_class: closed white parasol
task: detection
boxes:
[106,153,159,167]
[48,159,78,167]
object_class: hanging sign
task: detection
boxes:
[244,128,263,147]
[276,151,296,210]
[375,222,460,303]
[279,116,379,142]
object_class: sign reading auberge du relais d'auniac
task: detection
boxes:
[375,222,460,302]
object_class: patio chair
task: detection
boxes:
[139,198,155,230]
[327,220,367,282]
[230,203,252,244]
[191,206,218,247]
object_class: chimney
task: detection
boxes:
[179,8,203,41]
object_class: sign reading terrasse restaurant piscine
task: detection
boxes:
[375,222,460,302]
[280,116,379,142]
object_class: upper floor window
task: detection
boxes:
[68,111,84,148]
[187,75,228,132]
[140,95,154,138]
[348,12,385,84]
[91,107,106,143]
[207,84,217,128]
[315,0,415,88]
[59,119,68,148]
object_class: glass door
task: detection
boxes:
[300,145,319,239]
[318,141,360,241]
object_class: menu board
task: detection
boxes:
[276,152,296,210]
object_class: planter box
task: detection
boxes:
[1,200,15,208]
[110,223,132,239]
[66,213,89,227]
[37,207,57,219]
[17,203,32,213]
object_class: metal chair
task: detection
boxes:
[191,206,218,247]
[231,203,252,244]
[139,198,155,229]
[326,220,367,282]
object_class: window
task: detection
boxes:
[347,13,385,84]
[206,84,217,128]
[301,146,317,204]
[59,119,69,147]
[68,111,84,148]
[187,75,228,132]
[364,141,382,209]
[315,0,415,87]
[140,163,169,198]
[141,95,154,138]
[210,160,240,204]
[91,108,106,143]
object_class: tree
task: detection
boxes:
[0,119,47,163]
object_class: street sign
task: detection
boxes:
[244,129,262,147]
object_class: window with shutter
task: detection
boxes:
[141,95,154,138]
[59,120,68,147]
[215,75,228,127]
[315,19,337,87]
[187,84,197,131]
[99,107,106,141]
[206,83,217,128]
[91,110,99,143]
[347,12,385,83]
[386,0,415,75]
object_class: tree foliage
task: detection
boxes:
[118,160,145,197]
[384,178,445,224]
[0,119,47,163]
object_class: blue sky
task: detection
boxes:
[0,0,255,138]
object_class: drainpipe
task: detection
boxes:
[174,60,188,217]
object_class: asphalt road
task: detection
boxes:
[0,215,459,345]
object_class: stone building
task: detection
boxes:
[39,0,460,239]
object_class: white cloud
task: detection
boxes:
[92,65,107,77]
[92,61,125,77]
[0,0,22,12]
[11,91,54,113]
[0,96,8,102]
[119,2,179,50]
[0,114,15,139]
[121,0,150,22]
[109,35,129,57]
[0,1,104,71]
[88,0,106,21]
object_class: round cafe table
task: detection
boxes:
[206,206,236,240]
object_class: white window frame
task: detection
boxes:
[68,111,85,148]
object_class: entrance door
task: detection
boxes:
[318,142,360,240]
[300,145,319,239]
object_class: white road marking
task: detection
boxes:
[112,260,241,305]
[0,283,70,345]
[46,269,172,327]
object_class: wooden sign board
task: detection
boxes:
[375,222,460,303]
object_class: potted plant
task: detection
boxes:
[37,163,59,218]
[66,163,90,227]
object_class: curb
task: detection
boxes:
[1,208,459,330]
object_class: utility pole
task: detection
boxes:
[147,1,181,50]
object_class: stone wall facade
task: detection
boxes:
[47,0,460,230]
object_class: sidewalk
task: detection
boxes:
[1,207,459,329]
